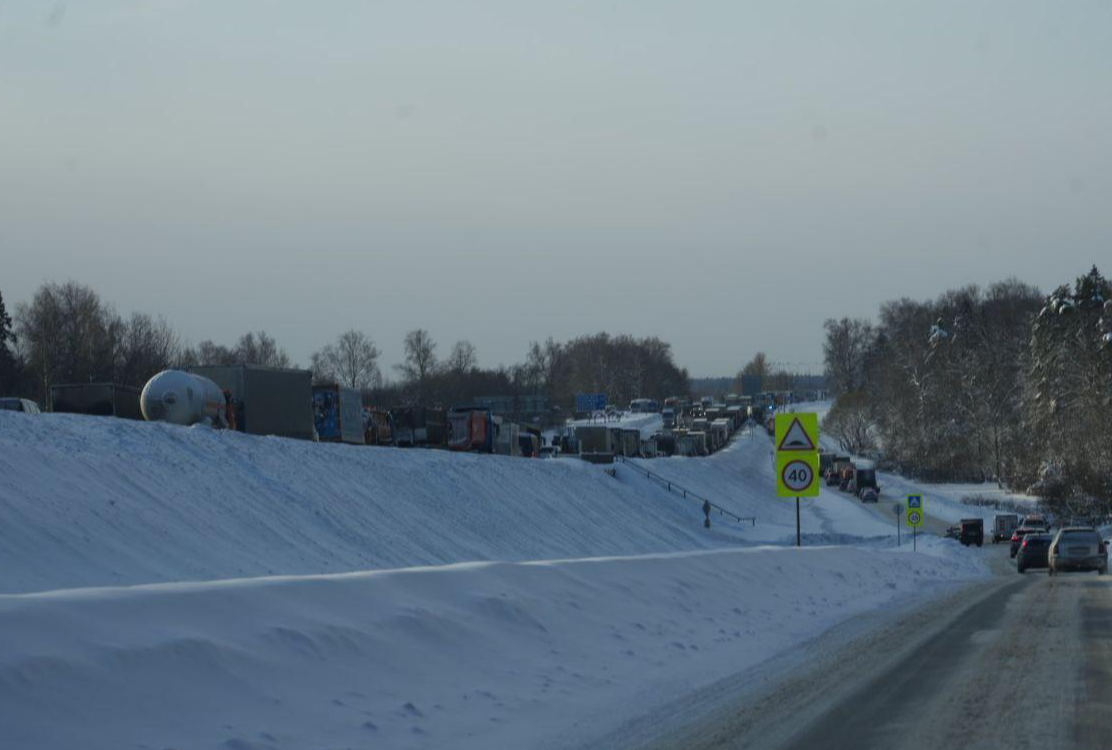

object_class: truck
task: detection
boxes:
[363,408,395,445]
[576,424,614,463]
[992,513,1020,543]
[312,384,365,445]
[619,428,641,457]
[960,518,985,547]
[448,406,495,452]
[191,364,314,440]
[661,407,677,430]
[50,383,142,420]
[493,417,521,456]
[392,406,430,447]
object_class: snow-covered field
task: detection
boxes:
[0,408,991,750]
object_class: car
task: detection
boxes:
[0,397,41,414]
[1009,527,1042,558]
[1016,533,1052,573]
[1021,515,1049,531]
[959,518,984,547]
[1048,527,1108,576]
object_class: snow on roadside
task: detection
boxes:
[0,542,987,750]
[0,411,750,594]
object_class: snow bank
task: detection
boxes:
[0,412,756,594]
[0,543,987,750]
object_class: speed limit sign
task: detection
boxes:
[776,453,819,497]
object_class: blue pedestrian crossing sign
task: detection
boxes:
[907,494,923,510]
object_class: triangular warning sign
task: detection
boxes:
[778,417,815,451]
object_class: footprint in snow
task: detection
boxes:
[399,702,424,718]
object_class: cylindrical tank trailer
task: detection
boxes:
[140,370,230,427]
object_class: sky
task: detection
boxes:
[2,0,1110,377]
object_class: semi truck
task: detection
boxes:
[50,383,142,420]
[312,384,365,445]
[191,364,314,440]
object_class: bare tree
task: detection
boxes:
[822,318,874,395]
[740,352,770,378]
[312,330,382,389]
[395,329,437,399]
[116,312,181,386]
[235,331,291,368]
[446,340,477,374]
[15,281,123,402]
[823,391,876,455]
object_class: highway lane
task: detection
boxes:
[635,544,1112,750]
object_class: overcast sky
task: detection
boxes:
[2,1,1110,376]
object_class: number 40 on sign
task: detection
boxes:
[776,453,820,497]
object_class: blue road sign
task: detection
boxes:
[576,393,607,413]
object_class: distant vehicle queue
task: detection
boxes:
[4,365,818,464]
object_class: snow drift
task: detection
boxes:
[0,411,891,594]
[0,543,986,750]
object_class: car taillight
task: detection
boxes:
[1011,533,1019,542]
[1021,538,1029,548]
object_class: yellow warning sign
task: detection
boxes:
[777,452,820,497]
[775,413,819,453]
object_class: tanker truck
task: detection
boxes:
[140,369,232,428]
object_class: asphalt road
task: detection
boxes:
[630,544,1112,750]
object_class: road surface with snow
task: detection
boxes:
[641,544,1112,750]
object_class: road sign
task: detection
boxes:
[776,453,820,497]
[775,413,819,452]
[907,494,923,511]
[575,393,607,413]
[907,510,923,527]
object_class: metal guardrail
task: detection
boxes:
[614,455,757,527]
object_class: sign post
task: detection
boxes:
[906,495,924,552]
[775,413,820,547]
[893,503,903,547]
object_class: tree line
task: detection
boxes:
[0,281,693,416]
[822,267,1112,515]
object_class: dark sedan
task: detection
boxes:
[1016,533,1052,573]
[1010,527,1040,558]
